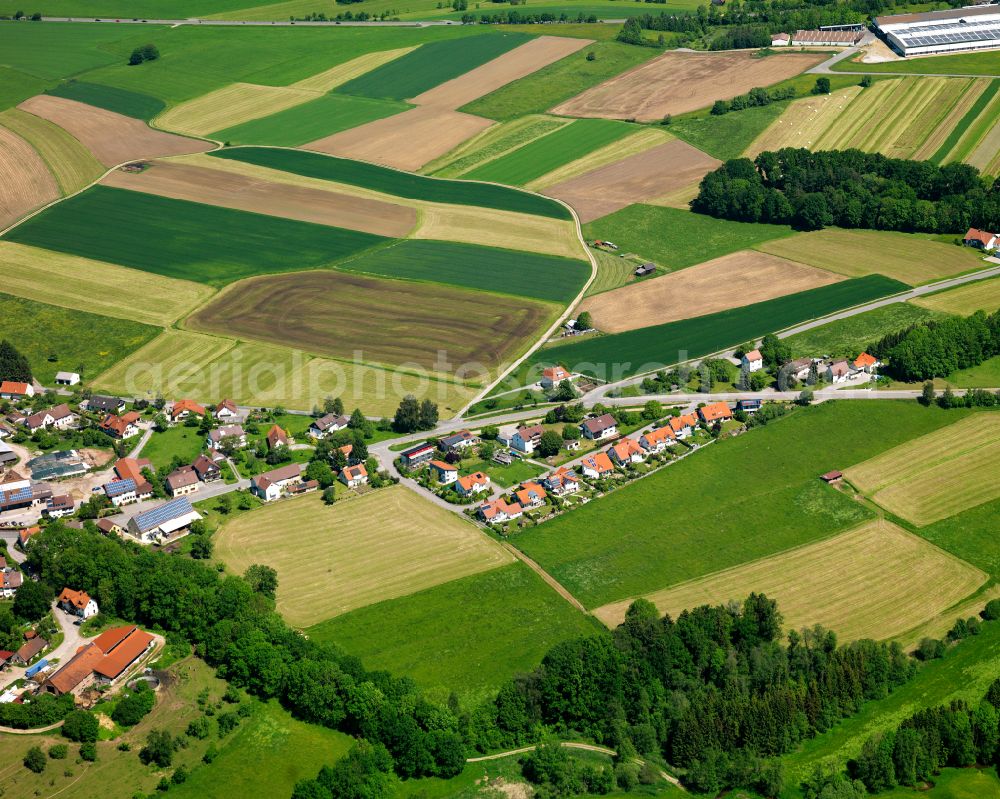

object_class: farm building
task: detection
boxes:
[791,29,864,46]
[54,372,80,387]
[771,33,791,46]
[875,5,1000,56]
[964,227,998,249]
[0,381,34,400]
[43,624,155,697]
[127,497,203,543]
[27,450,86,480]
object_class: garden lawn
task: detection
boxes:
[0,291,158,384]
[141,425,209,472]
[514,401,960,608]
[307,562,597,706]
[338,239,590,304]
[211,94,410,146]
[211,146,571,220]
[4,186,388,286]
[45,81,165,120]
[782,303,941,359]
[583,205,793,272]
[460,457,545,489]
[337,33,531,100]
[463,118,633,185]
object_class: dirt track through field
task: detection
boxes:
[18,95,212,167]
[552,51,824,121]
[544,138,720,223]
[0,126,59,228]
[412,36,590,109]
[101,160,415,237]
[580,250,842,333]
[304,105,494,171]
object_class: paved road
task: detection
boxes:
[808,41,1000,78]
[40,15,451,25]
[2,602,85,689]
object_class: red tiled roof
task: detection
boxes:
[46,643,104,694]
[699,402,732,423]
[457,471,490,491]
[169,399,206,419]
[93,628,154,680]
[59,587,91,610]
[0,381,30,396]
[965,228,997,245]
[854,352,877,369]
[429,460,457,471]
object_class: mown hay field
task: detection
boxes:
[756,228,982,285]
[593,520,986,642]
[845,412,1000,526]
[155,82,319,137]
[186,270,555,374]
[913,276,1000,315]
[215,488,513,628]
[939,82,1000,165]
[6,185,388,285]
[0,107,102,194]
[0,242,214,325]
[584,248,646,297]
[0,124,58,229]
[308,562,595,706]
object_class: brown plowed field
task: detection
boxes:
[304,106,494,171]
[186,271,552,373]
[18,95,212,167]
[412,36,590,109]
[544,138,720,223]
[101,160,415,237]
[551,51,825,121]
[580,250,843,333]
[0,126,59,229]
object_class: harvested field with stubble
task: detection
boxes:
[186,270,555,373]
[593,520,987,642]
[215,488,513,628]
[0,125,58,229]
[0,242,215,326]
[304,105,494,172]
[746,86,864,156]
[551,50,824,121]
[18,95,211,167]
[0,107,102,195]
[579,250,842,333]
[544,138,720,223]
[845,413,1000,526]
[101,160,416,237]
[155,83,318,138]
[913,276,1000,315]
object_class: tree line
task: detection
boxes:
[693,149,1000,233]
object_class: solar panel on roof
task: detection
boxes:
[105,478,136,497]
[134,498,195,532]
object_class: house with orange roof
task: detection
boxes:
[169,399,206,422]
[640,426,675,454]
[16,525,40,550]
[0,381,34,400]
[668,413,699,440]
[542,466,580,496]
[741,349,764,372]
[43,624,155,697]
[99,411,142,439]
[608,437,645,465]
[456,471,491,497]
[964,228,998,250]
[541,365,571,390]
[515,482,547,508]
[266,424,289,450]
[579,451,615,480]
[340,463,368,488]
[429,460,458,484]
[853,352,880,373]
[478,498,523,523]
[58,587,98,619]
[698,402,732,424]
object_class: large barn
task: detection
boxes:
[875,5,1000,57]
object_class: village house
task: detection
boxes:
[44,624,155,697]
[0,381,34,400]
[54,371,80,387]
[439,430,478,454]
[698,402,733,425]
[736,398,762,414]
[126,497,202,543]
[639,426,675,454]
[400,442,435,470]
[169,399,206,423]
[251,463,303,502]
[17,525,40,550]
[0,471,51,515]
[58,587,99,619]
[540,365,571,390]
[213,399,239,420]
[192,454,221,482]
[99,411,141,440]
[741,349,764,372]
[24,404,77,433]
[428,460,458,484]
[853,352,880,374]
[1,567,22,599]
[478,498,523,523]
[668,413,698,440]
[512,424,544,454]
[542,466,580,496]
[456,471,491,497]
[86,395,125,414]
[207,423,247,451]
[309,413,349,439]
[103,457,154,506]
[0,650,12,670]
[266,424,289,450]
[581,413,617,441]
[340,463,368,488]
[827,360,852,384]
[515,482,547,509]
[166,466,200,497]
[43,495,74,519]
[579,451,615,480]
[96,518,123,537]
[608,436,645,465]
[964,227,998,250]
[12,636,47,666]
[785,357,814,381]
[771,31,791,45]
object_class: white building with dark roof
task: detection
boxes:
[875,5,1000,56]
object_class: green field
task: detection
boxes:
[211,93,410,146]
[521,274,908,382]
[832,49,1000,76]
[337,32,531,100]
[211,146,572,220]
[583,205,793,271]
[917,496,1000,580]
[669,101,788,160]
[426,115,569,177]
[5,186,388,286]
[0,291,158,384]
[308,562,597,705]
[463,39,657,121]
[339,239,590,304]
[45,80,165,120]
[142,425,209,472]
[463,118,633,185]
[782,303,941,359]
[514,401,962,609]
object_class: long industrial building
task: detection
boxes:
[875,5,1000,57]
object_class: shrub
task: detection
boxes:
[62,710,99,743]
[112,682,156,726]
[80,741,97,761]
[24,745,46,773]
[48,743,69,759]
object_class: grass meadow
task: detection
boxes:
[5,186,387,286]
[670,101,788,160]
[914,275,1000,315]
[917,496,1000,580]
[212,93,409,145]
[46,80,165,120]
[339,239,590,304]
[0,291,158,384]
[426,114,568,177]
[212,146,572,219]
[463,118,633,185]
[932,80,1000,162]
[582,205,793,272]
[782,302,940,359]
[515,401,961,609]
[832,49,1000,76]
[215,488,513,627]
[308,562,598,705]
[142,424,209,472]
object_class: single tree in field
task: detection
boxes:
[575,311,593,331]
[812,76,831,95]
[418,399,438,431]
[23,746,46,773]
